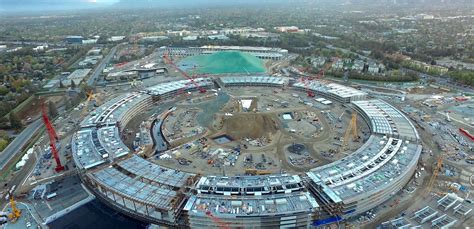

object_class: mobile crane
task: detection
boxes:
[1,192,22,224]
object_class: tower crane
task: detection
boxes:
[162,51,207,93]
[426,152,445,197]
[81,91,101,117]
[41,102,64,172]
[341,111,359,152]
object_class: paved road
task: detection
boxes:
[0,119,43,172]
[87,45,119,86]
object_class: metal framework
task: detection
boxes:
[426,153,444,196]
[7,192,21,223]
[342,111,358,151]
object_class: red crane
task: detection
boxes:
[314,57,339,79]
[299,77,315,97]
[162,51,207,93]
[41,103,64,172]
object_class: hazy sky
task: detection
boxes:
[1,0,471,13]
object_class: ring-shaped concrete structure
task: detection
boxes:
[72,76,421,228]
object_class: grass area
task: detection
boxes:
[179,51,266,74]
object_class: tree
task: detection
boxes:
[9,112,23,130]
[59,80,65,88]
[0,86,9,96]
[70,80,76,89]
[0,138,8,151]
[48,101,58,118]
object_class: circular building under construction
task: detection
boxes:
[71,50,422,228]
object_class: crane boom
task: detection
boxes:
[6,192,21,223]
[426,153,444,196]
[162,51,207,93]
[41,103,64,172]
[299,77,315,97]
[341,112,358,151]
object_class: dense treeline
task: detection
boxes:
[448,70,474,87]
[332,70,419,82]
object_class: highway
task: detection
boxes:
[0,119,43,172]
[87,44,119,86]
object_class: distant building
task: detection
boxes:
[367,62,381,74]
[78,55,102,67]
[274,26,299,33]
[87,48,102,56]
[43,79,60,90]
[183,36,198,41]
[33,44,48,52]
[352,60,365,72]
[63,68,91,86]
[65,36,84,44]
[163,46,288,60]
[332,59,345,71]
[108,36,126,42]
[166,30,191,37]
[0,45,7,52]
[140,36,169,42]
[106,71,138,81]
[311,57,326,68]
[207,34,229,40]
[82,39,98,45]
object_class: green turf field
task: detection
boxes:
[179,51,266,74]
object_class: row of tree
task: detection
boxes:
[332,70,419,82]
[448,70,474,87]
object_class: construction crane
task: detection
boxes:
[341,111,359,151]
[314,57,339,80]
[41,103,64,172]
[206,211,230,229]
[4,192,21,223]
[81,91,101,116]
[426,152,445,197]
[299,77,315,97]
[162,51,207,93]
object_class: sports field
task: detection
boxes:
[179,51,266,74]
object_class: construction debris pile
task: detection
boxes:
[243,137,271,147]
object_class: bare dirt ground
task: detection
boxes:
[223,113,279,140]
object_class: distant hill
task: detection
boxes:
[179,51,266,75]
[115,0,473,8]
[115,0,298,8]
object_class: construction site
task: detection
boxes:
[1,47,472,229]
